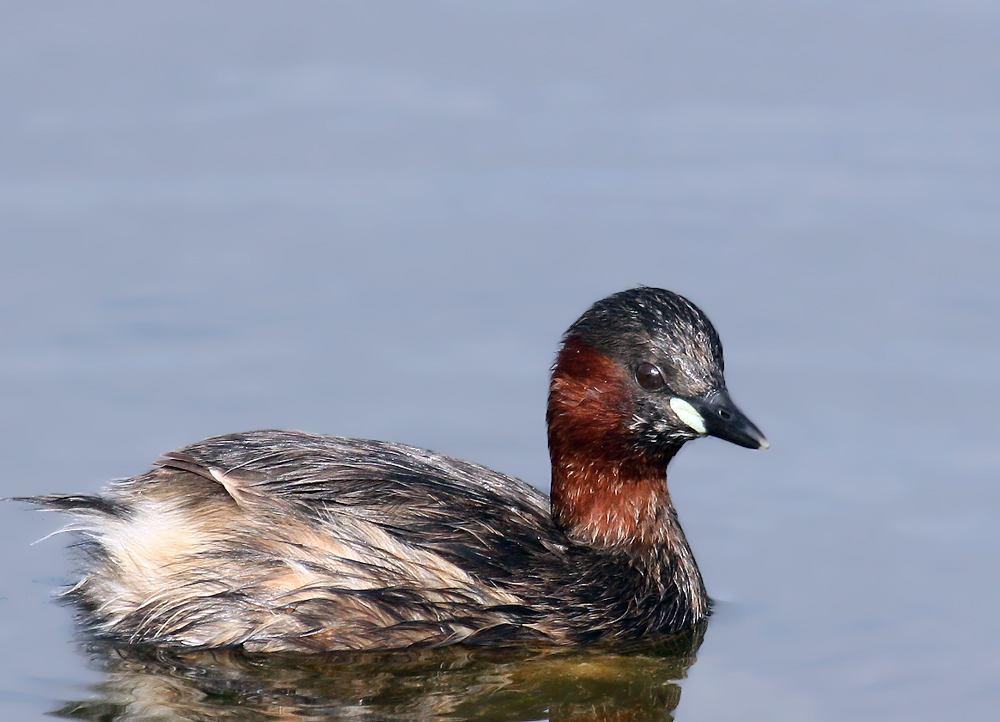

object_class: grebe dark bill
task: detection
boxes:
[19,287,768,653]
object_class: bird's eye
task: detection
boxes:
[635,362,665,391]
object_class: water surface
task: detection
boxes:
[54,632,704,721]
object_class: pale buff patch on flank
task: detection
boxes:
[74,472,522,650]
[85,501,218,609]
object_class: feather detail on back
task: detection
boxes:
[19,430,709,651]
[20,432,563,651]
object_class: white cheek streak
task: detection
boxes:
[669,397,707,434]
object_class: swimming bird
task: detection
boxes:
[19,287,767,652]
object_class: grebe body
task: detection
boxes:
[21,287,767,652]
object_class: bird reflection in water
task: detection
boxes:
[54,623,705,722]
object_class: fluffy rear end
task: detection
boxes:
[18,474,250,645]
[18,468,535,652]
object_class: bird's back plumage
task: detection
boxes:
[26,431,573,651]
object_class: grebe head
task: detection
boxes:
[549,287,768,463]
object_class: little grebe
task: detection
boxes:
[21,287,767,652]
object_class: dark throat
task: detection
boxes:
[546,337,707,618]
[549,449,681,549]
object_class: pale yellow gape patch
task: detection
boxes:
[668,397,707,434]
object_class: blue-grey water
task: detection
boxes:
[2,2,999,720]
